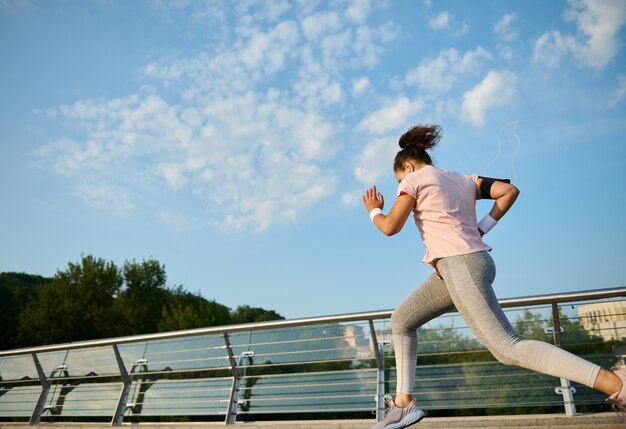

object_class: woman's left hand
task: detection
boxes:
[362,185,384,213]
[362,186,414,236]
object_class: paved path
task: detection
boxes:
[1,413,624,429]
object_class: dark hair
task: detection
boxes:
[393,124,441,171]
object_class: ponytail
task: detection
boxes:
[394,124,441,171]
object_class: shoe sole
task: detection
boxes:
[383,409,425,429]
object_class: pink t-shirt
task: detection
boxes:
[397,165,491,265]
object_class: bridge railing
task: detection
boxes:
[0,287,625,425]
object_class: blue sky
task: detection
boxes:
[1,0,625,320]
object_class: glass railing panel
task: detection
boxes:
[117,334,231,375]
[63,346,120,377]
[238,369,377,414]
[553,299,625,408]
[0,385,40,417]
[0,354,37,381]
[35,350,74,378]
[39,382,121,418]
[230,323,377,367]
[384,362,565,410]
[116,342,150,372]
[504,304,555,345]
[126,377,232,416]
[370,318,391,341]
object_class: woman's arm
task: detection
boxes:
[475,178,520,235]
[362,186,416,236]
[481,179,520,220]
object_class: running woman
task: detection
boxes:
[362,124,626,429]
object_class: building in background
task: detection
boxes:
[343,325,373,365]
[578,300,626,342]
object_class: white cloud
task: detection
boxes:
[461,70,517,127]
[405,47,492,94]
[144,21,300,98]
[429,11,451,29]
[346,0,372,24]
[428,10,468,36]
[73,184,136,216]
[0,0,35,15]
[41,89,339,230]
[302,11,343,41]
[493,13,517,60]
[351,21,399,68]
[456,22,470,36]
[38,3,405,231]
[357,97,423,135]
[493,12,517,41]
[149,0,229,35]
[353,136,398,185]
[38,2,401,231]
[532,30,577,68]
[533,0,626,70]
[294,71,345,108]
[158,162,188,189]
[261,0,291,21]
[341,190,362,208]
[498,46,514,61]
[294,0,320,17]
[240,21,300,74]
[608,74,626,107]
[145,8,395,94]
[351,76,371,95]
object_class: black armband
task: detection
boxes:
[478,176,511,199]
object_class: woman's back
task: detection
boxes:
[397,165,491,263]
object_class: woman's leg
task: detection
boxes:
[436,251,611,392]
[391,272,455,405]
[593,368,623,396]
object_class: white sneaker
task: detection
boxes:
[607,367,626,414]
[371,394,425,429]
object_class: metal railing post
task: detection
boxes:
[369,320,387,422]
[224,333,240,425]
[551,303,563,347]
[111,344,131,426]
[111,345,148,426]
[29,353,50,425]
[235,351,254,412]
[555,380,577,417]
[550,302,577,417]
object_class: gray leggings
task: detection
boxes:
[391,251,601,395]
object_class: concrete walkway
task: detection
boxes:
[2,413,624,429]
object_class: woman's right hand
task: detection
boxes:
[363,186,415,236]
[362,185,384,213]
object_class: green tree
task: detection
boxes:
[112,259,169,336]
[513,309,552,341]
[158,286,231,331]
[17,255,122,346]
[513,308,607,354]
[230,305,285,324]
[0,272,50,350]
[9,255,286,349]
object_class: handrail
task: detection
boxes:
[1,286,624,357]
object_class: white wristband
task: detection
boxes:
[369,208,383,223]
[477,214,498,234]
